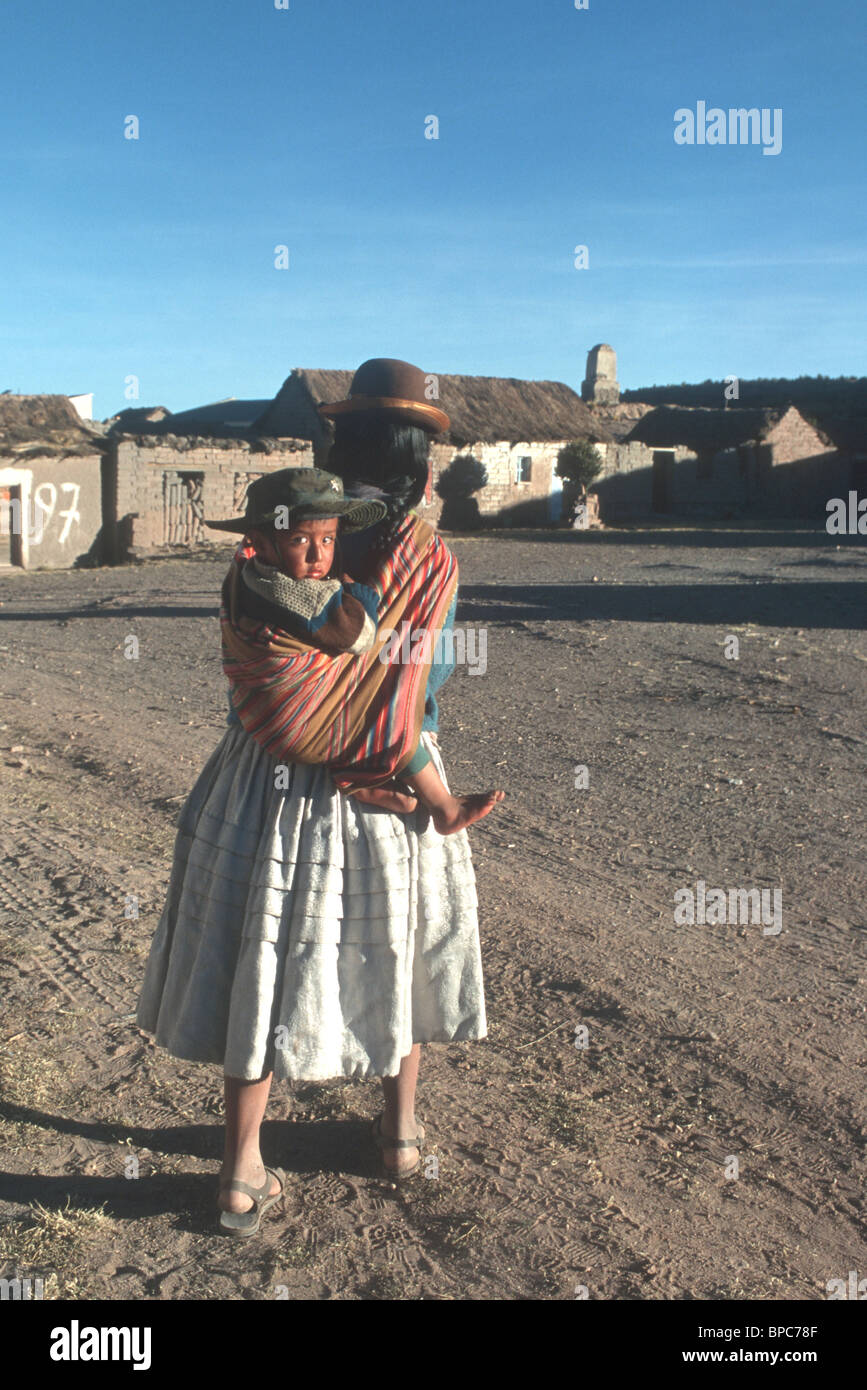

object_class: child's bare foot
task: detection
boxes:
[431,790,505,835]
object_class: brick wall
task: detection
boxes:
[766,407,835,466]
[599,439,785,519]
[428,440,559,526]
[594,424,850,522]
[110,437,314,556]
[111,434,563,552]
[594,441,655,519]
[764,411,849,517]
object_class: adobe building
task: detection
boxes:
[594,404,846,520]
[5,354,853,567]
[0,394,104,568]
[1,371,611,567]
[255,367,612,527]
[428,372,612,526]
[0,394,315,567]
[103,432,313,561]
[574,345,852,523]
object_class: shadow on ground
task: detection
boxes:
[456,580,866,628]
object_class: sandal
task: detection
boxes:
[370,1114,424,1181]
[218,1165,286,1237]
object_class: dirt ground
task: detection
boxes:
[0,522,865,1301]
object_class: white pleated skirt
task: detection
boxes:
[135,723,486,1081]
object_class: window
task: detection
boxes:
[515,456,532,483]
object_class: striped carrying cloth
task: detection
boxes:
[220,513,458,793]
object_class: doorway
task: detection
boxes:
[163,471,205,545]
[0,479,26,567]
[652,451,674,513]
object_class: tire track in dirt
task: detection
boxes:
[0,819,144,1017]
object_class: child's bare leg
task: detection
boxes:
[379,1044,425,1175]
[219,1072,280,1213]
[349,783,418,814]
[406,762,505,835]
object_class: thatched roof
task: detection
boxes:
[814,416,867,454]
[0,393,105,459]
[432,373,613,446]
[627,406,787,452]
[105,405,171,434]
[106,399,274,439]
[260,369,613,447]
[166,399,271,431]
[253,373,340,446]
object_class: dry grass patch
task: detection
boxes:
[0,1198,111,1299]
[0,1043,73,1152]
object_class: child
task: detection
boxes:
[242,503,504,834]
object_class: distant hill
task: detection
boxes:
[622,375,866,419]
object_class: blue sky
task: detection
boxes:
[1,0,864,417]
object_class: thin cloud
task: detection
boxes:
[597,250,867,269]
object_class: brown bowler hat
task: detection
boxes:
[317,358,450,434]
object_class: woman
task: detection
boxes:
[135,358,493,1235]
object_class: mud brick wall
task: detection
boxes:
[108,436,567,543]
[766,408,836,466]
[594,441,655,520]
[0,453,103,568]
[598,440,755,520]
[596,428,848,522]
[110,437,314,556]
[762,409,847,519]
[600,440,794,520]
[428,440,558,527]
[671,446,752,516]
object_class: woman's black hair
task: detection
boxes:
[326,414,431,551]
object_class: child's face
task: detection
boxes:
[251,517,339,579]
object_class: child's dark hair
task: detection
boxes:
[326,415,431,551]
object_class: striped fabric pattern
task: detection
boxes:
[220,513,458,793]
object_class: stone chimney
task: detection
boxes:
[581,344,620,405]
